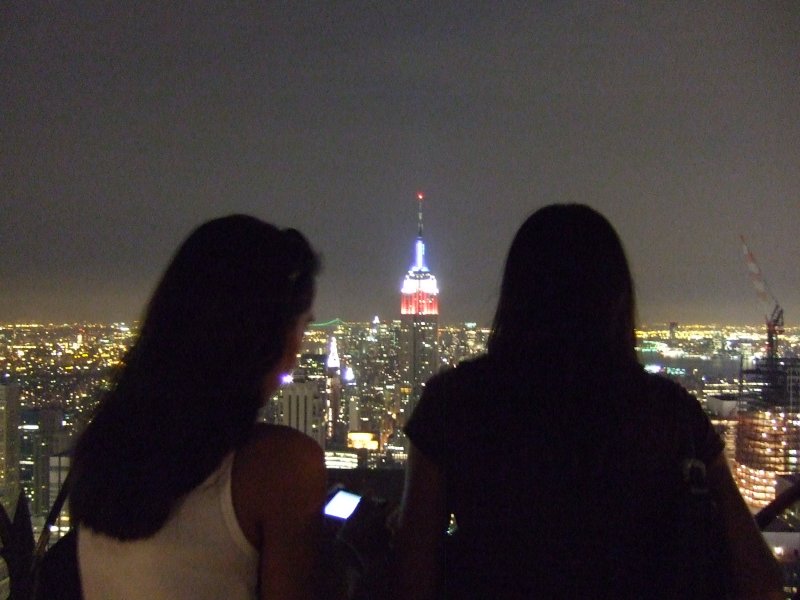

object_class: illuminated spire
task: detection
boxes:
[411,192,428,272]
[401,192,439,315]
[327,336,340,370]
[417,192,424,237]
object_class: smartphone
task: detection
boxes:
[324,489,362,521]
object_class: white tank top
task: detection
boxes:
[78,452,259,599]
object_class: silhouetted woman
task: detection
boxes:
[396,204,782,599]
[72,215,324,599]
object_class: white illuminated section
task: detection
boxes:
[661,348,685,359]
[343,366,355,382]
[415,239,426,270]
[401,274,439,295]
[327,336,340,370]
[324,451,358,470]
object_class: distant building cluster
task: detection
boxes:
[0,317,489,521]
[262,318,488,469]
[639,323,800,506]
[3,320,798,516]
[0,322,134,533]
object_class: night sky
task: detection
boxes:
[2,3,798,326]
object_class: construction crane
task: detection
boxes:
[740,235,784,364]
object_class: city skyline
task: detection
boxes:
[3,3,799,325]
[2,194,796,328]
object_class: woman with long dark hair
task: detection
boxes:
[396,204,782,598]
[72,215,324,599]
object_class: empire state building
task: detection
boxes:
[399,193,439,420]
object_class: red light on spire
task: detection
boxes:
[417,192,424,200]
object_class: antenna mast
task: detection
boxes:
[416,192,424,237]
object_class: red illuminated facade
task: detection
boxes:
[401,284,439,316]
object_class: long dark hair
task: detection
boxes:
[488,204,637,373]
[70,215,319,539]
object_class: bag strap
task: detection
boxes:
[681,416,709,494]
[676,392,730,599]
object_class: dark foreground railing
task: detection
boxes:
[757,480,800,531]
[756,480,800,600]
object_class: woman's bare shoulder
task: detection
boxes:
[239,424,324,481]
[232,425,325,547]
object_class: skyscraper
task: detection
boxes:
[0,384,20,513]
[20,407,67,518]
[274,376,325,449]
[734,357,800,509]
[325,336,346,445]
[399,193,439,422]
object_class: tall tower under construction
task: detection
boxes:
[734,237,800,509]
[399,193,439,422]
